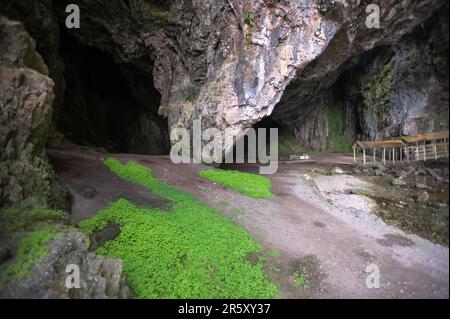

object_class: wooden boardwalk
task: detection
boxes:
[353,131,449,166]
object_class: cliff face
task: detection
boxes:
[4,0,448,141]
[0,17,68,209]
[273,7,449,151]
[61,0,447,144]
[0,0,449,206]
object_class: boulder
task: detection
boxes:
[392,178,407,186]
[331,167,345,175]
[0,17,68,209]
[1,227,132,299]
[372,163,387,172]
[433,202,448,209]
[374,170,384,176]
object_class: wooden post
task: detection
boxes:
[445,138,449,158]
[400,147,403,162]
[363,148,366,166]
[416,142,420,160]
[393,148,396,164]
[406,147,410,163]
[423,142,427,162]
[373,148,376,164]
[383,148,386,165]
[353,147,357,164]
[434,140,437,160]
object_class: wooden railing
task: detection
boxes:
[353,135,449,166]
[404,141,449,162]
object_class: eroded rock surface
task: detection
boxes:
[54,0,447,149]
[274,7,449,150]
[0,17,68,209]
[3,0,447,157]
[1,227,132,299]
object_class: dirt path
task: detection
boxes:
[50,150,449,299]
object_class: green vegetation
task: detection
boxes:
[278,132,309,157]
[1,226,58,289]
[0,207,68,290]
[293,271,310,292]
[268,265,280,277]
[268,249,279,258]
[354,190,372,197]
[0,207,67,232]
[359,56,396,130]
[185,94,194,103]
[327,105,351,153]
[79,158,277,298]
[127,0,170,24]
[199,169,272,199]
[376,205,449,246]
[244,11,256,27]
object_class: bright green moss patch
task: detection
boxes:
[0,207,67,290]
[79,158,277,299]
[199,169,272,199]
[1,226,58,289]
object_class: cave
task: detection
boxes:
[1,0,450,300]
[56,27,170,155]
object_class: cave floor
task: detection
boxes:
[48,150,449,299]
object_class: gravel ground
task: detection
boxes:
[300,172,449,293]
[50,151,449,299]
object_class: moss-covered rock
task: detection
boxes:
[358,56,397,135]
[327,104,351,153]
[0,205,132,299]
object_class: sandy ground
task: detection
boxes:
[49,150,449,299]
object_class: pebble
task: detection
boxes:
[332,167,345,175]
[433,202,448,208]
[392,178,407,186]
[374,170,383,176]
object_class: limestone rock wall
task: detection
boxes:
[0,17,68,209]
[7,0,445,153]
[1,0,448,158]
[273,5,449,151]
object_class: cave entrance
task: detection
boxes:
[253,116,308,159]
[56,28,170,155]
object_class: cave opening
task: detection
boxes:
[254,115,313,159]
[56,27,170,155]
